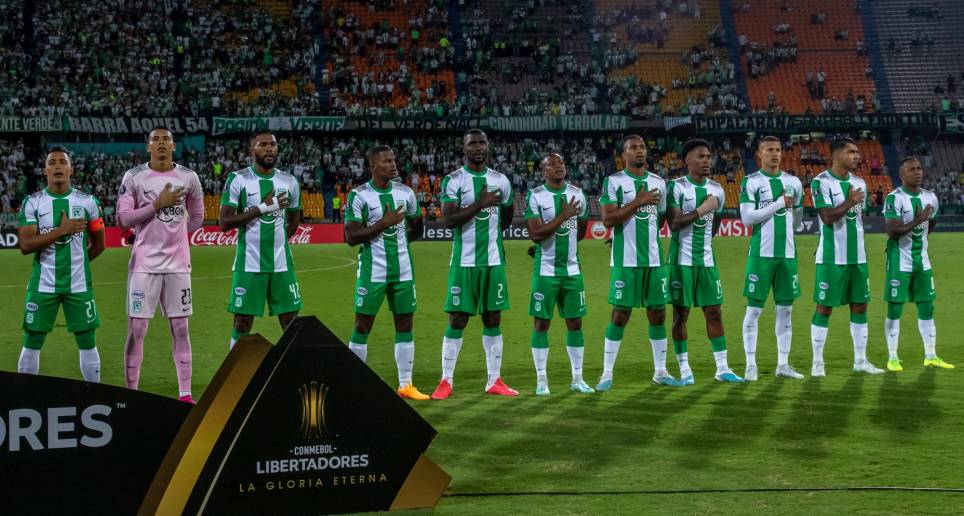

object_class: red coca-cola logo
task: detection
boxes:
[288,224,314,244]
[189,227,239,246]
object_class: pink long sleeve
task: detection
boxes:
[186,193,204,232]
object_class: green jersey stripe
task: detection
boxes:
[258,179,275,273]
[769,177,786,259]
[552,193,568,276]
[233,186,247,272]
[634,179,649,267]
[691,185,707,260]
[379,192,401,282]
[612,187,625,266]
[472,176,489,266]
[53,198,71,292]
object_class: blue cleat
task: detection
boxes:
[652,371,684,387]
[680,372,695,385]
[570,380,595,393]
[535,383,550,396]
[715,370,747,383]
[595,378,613,392]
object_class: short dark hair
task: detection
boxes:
[366,145,393,167]
[463,128,487,141]
[830,137,857,154]
[539,152,563,168]
[899,156,921,169]
[147,126,173,142]
[45,146,71,164]
[681,138,711,158]
[756,135,781,151]
[250,129,275,144]
[621,134,645,152]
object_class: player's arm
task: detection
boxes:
[219,204,262,232]
[344,206,405,246]
[527,196,581,242]
[600,183,655,228]
[18,211,86,255]
[885,200,932,239]
[738,179,791,226]
[667,195,719,231]
[814,179,863,225]
[87,225,106,262]
[441,190,500,228]
[185,175,205,232]
[406,214,424,243]
[576,218,588,242]
[285,208,299,239]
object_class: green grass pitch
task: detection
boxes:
[2,235,963,514]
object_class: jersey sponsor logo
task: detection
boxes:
[533,292,545,301]
[634,204,658,220]
[449,286,462,295]
[845,203,862,220]
[234,287,247,296]
[890,279,901,287]
[748,274,759,282]
[156,203,185,223]
[131,290,145,300]
[693,210,714,228]
[912,219,927,237]
[356,287,368,296]
[555,217,577,236]
[614,280,625,288]
[759,199,787,216]
[818,281,830,290]
[39,225,81,245]
[25,302,38,312]
[474,205,499,221]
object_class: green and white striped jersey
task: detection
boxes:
[523,183,589,277]
[598,170,667,267]
[346,180,420,282]
[883,187,939,272]
[220,166,301,273]
[440,166,514,267]
[740,170,803,258]
[811,170,869,265]
[17,188,102,293]
[667,176,725,267]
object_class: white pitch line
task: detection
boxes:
[0,255,357,288]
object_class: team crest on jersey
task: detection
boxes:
[533,292,545,301]
[818,282,830,290]
[614,281,625,288]
[748,274,759,282]
[356,287,368,296]
[131,290,145,300]
[71,205,84,219]
[450,286,462,295]
[25,302,38,312]
[132,300,142,314]
[234,287,247,296]
[890,279,901,287]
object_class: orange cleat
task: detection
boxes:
[485,378,519,397]
[397,384,430,400]
[431,378,453,400]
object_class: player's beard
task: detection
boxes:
[255,155,276,170]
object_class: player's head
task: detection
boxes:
[367,145,397,182]
[756,136,782,172]
[621,134,647,169]
[682,139,713,178]
[830,137,860,172]
[44,146,73,187]
[539,153,567,182]
[249,130,278,170]
[147,126,175,159]
[462,129,489,168]
[899,157,924,188]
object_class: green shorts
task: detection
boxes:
[813,263,870,307]
[884,266,935,304]
[354,279,417,315]
[670,265,724,307]
[228,270,303,317]
[445,265,509,314]
[23,289,100,334]
[609,266,668,309]
[529,274,587,319]
[743,256,801,304]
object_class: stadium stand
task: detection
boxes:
[733,0,877,113]
[870,0,964,112]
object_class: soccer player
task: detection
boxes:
[220,130,303,347]
[739,136,805,381]
[118,127,204,403]
[431,129,518,399]
[596,135,678,391]
[16,147,105,382]
[810,137,883,376]
[882,157,953,370]
[666,139,744,384]
[345,145,430,400]
[524,153,593,395]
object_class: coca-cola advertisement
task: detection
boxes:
[103,224,346,248]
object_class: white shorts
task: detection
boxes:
[128,272,193,318]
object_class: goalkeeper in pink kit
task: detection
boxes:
[117,127,204,403]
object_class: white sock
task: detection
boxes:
[395,341,414,387]
[742,306,763,367]
[918,319,937,359]
[775,305,793,366]
[349,342,368,363]
[650,338,668,372]
[229,337,236,350]
[713,350,729,373]
[811,324,828,363]
[441,336,463,383]
[18,347,40,375]
[676,352,691,376]
[851,321,868,363]
[885,318,900,360]
[179,391,191,397]
[79,348,101,383]
[482,332,503,386]
[566,345,584,383]
[601,338,621,379]
[532,347,549,377]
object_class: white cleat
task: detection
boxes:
[853,360,885,375]
[811,361,826,377]
[744,364,759,382]
[775,364,805,380]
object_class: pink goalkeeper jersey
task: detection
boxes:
[117,163,204,273]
